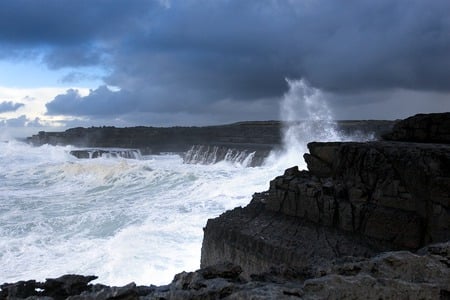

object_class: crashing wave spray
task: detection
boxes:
[183,145,257,167]
[266,79,350,170]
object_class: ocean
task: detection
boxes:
[0,79,371,286]
[0,141,291,286]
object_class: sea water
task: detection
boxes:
[0,80,373,286]
[0,141,282,285]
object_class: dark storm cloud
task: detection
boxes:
[1,0,449,120]
[0,0,154,44]
[0,101,24,113]
[103,0,450,96]
[0,0,156,66]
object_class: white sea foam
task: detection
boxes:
[0,141,276,285]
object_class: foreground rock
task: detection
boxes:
[1,242,449,299]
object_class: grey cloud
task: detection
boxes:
[1,0,449,121]
[100,0,450,118]
[59,71,101,84]
[0,0,154,45]
[0,115,27,127]
[328,89,450,120]
[0,0,158,67]
[44,45,105,69]
[46,87,136,116]
[0,101,25,113]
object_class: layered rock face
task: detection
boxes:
[299,141,448,249]
[201,113,450,283]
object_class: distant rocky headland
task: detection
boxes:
[4,113,449,299]
[26,120,394,166]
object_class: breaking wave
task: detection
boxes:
[265,79,373,169]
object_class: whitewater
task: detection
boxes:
[0,141,280,285]
[0,80,372,286]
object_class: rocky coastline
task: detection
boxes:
[26,120,393,167]
[3,113,449,299]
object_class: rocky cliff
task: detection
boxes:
[201,113,450,294]
[27,122,281,155]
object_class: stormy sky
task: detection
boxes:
[0,0,449,132]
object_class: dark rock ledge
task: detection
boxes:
[4,113,449,299]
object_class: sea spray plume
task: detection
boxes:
[266,79,345,170]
